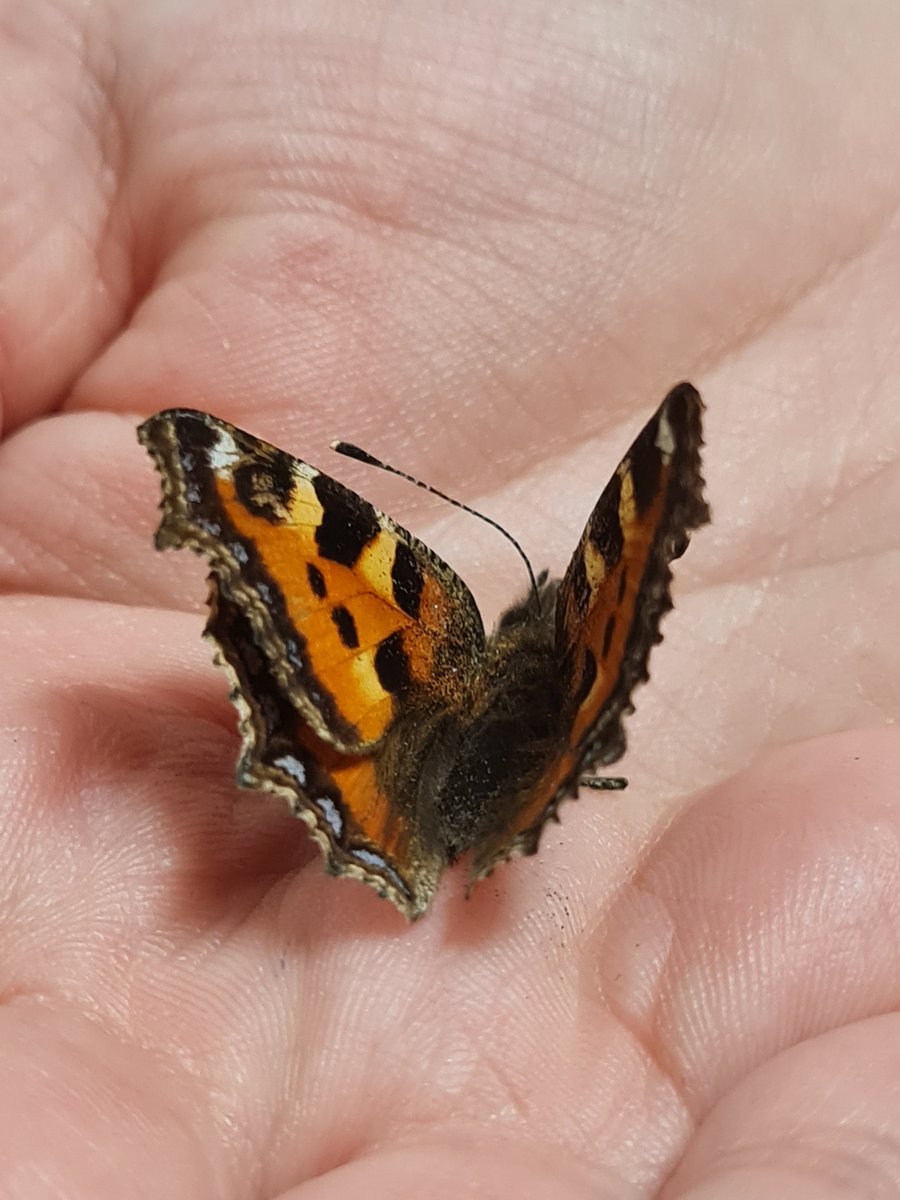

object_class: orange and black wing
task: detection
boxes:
[138,409,485,918]
[470,383,709,883]
[138,409,485,753]
[207,589,443,919]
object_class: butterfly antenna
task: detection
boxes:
[332,441,541,608]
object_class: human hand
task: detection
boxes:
[2,3,899,1196]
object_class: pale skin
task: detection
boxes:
[1,2,899,1196]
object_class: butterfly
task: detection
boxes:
[138,382,709,919]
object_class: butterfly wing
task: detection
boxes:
[139,409,485,918]
[139,409,485,754]
[207,588,442,918]
[470,382,710,883]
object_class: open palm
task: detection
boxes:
[1,4,899,1197]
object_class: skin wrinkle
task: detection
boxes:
[157,25,613,234]
[691,194,900,393]
[603,933,694,1126]
[1,2,900,1195]
[691,1126,900,1195]
[134,93,897,452]
[60,17,128,302]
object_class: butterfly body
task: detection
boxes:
[385,582,565,853]
[139,384,709,919]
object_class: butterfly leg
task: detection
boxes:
[579,775,628,790]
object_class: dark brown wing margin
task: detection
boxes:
[469,382,709,883]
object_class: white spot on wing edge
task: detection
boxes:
[273,753,307,789]
[316,796,344,838]
[272,754,345,839]
[207,427,241,472]
[350,847,407,892]
[655,408,675,459]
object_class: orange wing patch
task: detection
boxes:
[215,472,410,746]
[139,409,484,754]
[205,584,443,918]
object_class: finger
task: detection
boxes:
[0,411,196,608]
[0,6,131,432]
[50,4,900,470]
[595,730,900,1120]
[662,1012,900,1199]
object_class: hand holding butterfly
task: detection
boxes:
[1,4,899,1198]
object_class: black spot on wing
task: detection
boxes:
[390,540,423,619]
[628,412,664,517]
[170,410,218,455]
[313,474,380,566]
[617,568,627,606]
[307,562,327,599]
[139,411,218,508]
[233,448,298,522]
[590,471,624,571]
[374,630,411,695]
[568,551,591,619]
[331,604,360,649]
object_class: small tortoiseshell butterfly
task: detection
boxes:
[138,382,709,919]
